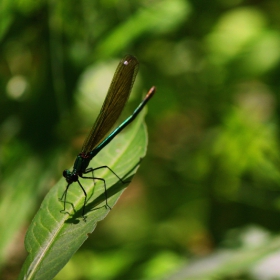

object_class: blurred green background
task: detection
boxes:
[1,0,280,279]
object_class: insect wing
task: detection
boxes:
[81,55,139,154]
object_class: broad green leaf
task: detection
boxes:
[19,110,148,280]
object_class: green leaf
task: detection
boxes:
[19,110,149,280]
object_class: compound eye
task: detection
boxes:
[63,170,68,178]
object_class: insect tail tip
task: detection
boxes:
[146,86,156,99]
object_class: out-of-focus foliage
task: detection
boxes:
[1,0,280,279]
